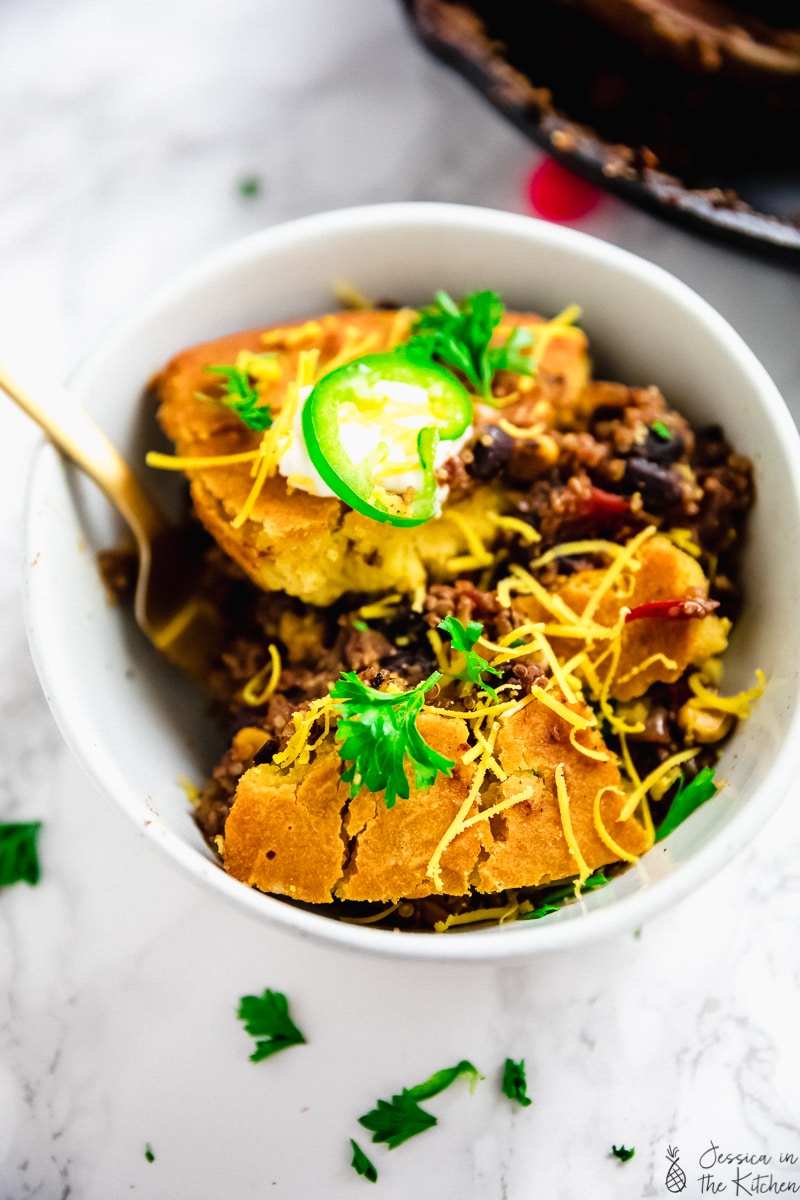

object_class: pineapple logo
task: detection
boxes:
[665,1145,687,1193]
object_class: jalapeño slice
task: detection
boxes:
[301,351,473,527]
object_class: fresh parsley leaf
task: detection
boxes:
[359,1091,437,1150]
[437,615,502,700]
[358,1061,481,1150]
[656,766,717,842]
[237,174,262,198]
[406,290,533,402]
[0,822,42,888]
[237,989,306,1061]
[204,361,274,431]
[521,868,610,920]
[144,1143,155,1164]
[501,1058,532,1107]
[350,1139,378,1182]
[330,671,454,809]
[406,1060,482,1101]
[490,325,535,377]
[612,1144,635,1162]
[525,900,562,921]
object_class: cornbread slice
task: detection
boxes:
[219,697,648,904]
[149,308,591,606]
[516,535,729,702]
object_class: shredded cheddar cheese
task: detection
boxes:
[241,644,282,706]
[145,448,260,471]
[486,512,541,544]
[260,320,324,349]
[554,762,591,886]
[580,525,656,624]
[618,746,699,822]
[433,899,521,932]
[341,903,401,925]
[592,786,641,863]
[529,684,593,731]
[358,593,403,620]
[231,349,319,529]
[497,418,546,441]
[443,509,495,573]
[272,694,335,770]
[426,719,505,888]
[614,652,679,689]
[235,349,282,383]
[460,787,534,830]
[569,725,613,763]
[686,669,765,717]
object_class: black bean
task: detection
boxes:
[621,457,683,511]
[468,425,514,480]
[253,736,280,766]
[642,428,685,464]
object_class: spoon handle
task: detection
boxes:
[0,362,164,542]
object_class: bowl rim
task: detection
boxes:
[22,200,800,961]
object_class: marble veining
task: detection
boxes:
[2,0,800,1196]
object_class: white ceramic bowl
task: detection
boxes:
[23,202,800,961]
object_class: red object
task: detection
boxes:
[625,598,720,623]
[527,157,602,222]
[572,486,631,521]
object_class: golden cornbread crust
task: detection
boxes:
[220,702,649,905]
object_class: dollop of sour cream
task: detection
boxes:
[278,383,472,510]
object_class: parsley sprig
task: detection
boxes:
[204,360,274,431]
[350,1139,378,1183]
[520,868,610,920]
[331,671,454,809]
[501,1058,532,1108]
[0,821,42,888]
[656,766,717,842]
[237,988,306,1061]
[405,290,533,402]
[612,1144,635,1163]
[357,1061,482,1151]
[437,615,502,701]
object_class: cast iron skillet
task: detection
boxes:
[401,0,800,264]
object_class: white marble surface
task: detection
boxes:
[2,1,800,1197]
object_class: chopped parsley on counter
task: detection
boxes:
[501,1058,532,1108]
[357,1060,482,1152]
[237,174,262,199]
[237,988,306,1061]
[350,1139,378,1183]
[0,821,42,888]
[612,1144,635,1162]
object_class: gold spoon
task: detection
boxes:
[1,362,221,679]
